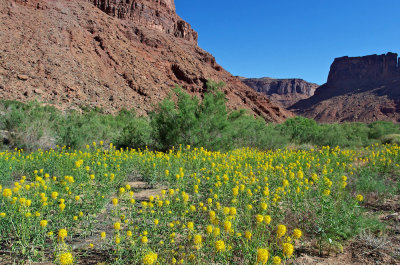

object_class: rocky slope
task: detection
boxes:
[240,77,319,108]
[291,53,400,122]
[0,0,292,122]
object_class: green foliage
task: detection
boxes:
[315,123,370,147]
[114,117,152,150]
[1,83,400,152]
[0,101,131,151]
[380,134,400,145]
[0,101,58,150]
[278,116,320,143]
[149,81,289,151]
[227,112,289,149]
[151,81,232,151]
[368,121,400,139]
[354,168,398,195]
[276,117,400,148]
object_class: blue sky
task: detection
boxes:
[175,0,400,85]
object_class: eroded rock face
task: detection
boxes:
[0,0,292,122]
[240,77,319,108]
[291,53,400,123]
[91,0,198,43]
[327,52,399,86]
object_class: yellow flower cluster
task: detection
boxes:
[59,252,73,265]
[143,252,158,265]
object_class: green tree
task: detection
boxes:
[150,81,230,151]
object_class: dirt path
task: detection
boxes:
[70,175,167,264]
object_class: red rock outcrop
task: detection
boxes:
[291,53,400,122]
[0,0,292,122]
[91,0,198,43]
[239,77,319,108]
[327,52,399,86]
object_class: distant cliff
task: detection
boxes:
[240,77,319,108]
[327,52,399,86]
[291,53,400,123]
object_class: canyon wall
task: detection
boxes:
[291,53,400,122]
[240,77,319,108]
[327,52,399,86]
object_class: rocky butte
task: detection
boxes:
[0,0,292,122]
[239,77,319,108]
[291,52,400,122]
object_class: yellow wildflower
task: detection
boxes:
[40,220,48,228]
[282,243,294,257]
[277,224,286,238]
[59,252,73,265]
[257,248,269,264]
[143,252,158,265]
[272,256,282,264]
[114,222,121,230]
[215,240,225,252]
[58,229,68,241]
[293,229,302,239]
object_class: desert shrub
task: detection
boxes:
[341,122,370,146]
[0,101,58,150]
[368,121,400,139]
[2,86,400,152]
[278,118,380,148]
[150,81,231,151]
[56,112,87,148]
[316,122,370,148]
[149,81,289,151]
[13,120,56,151]
[278,116,321,144]
[227,112,289,149]
[114,117,152,150]
[56,109,131,149]
[314,123,350,147]
[380,134,400,145]
[0,100,131,150]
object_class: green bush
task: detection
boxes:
[0,101,59,150]
[227,112,289,149]
[114,117,152,150]
[0,101,130,150]
[380,134,400,145]
[315,122,370,148]
[149,81,289,151]
[278,116,320,144]
[368,121,400,139]
[150,81,231,151]
[1,83,400,152]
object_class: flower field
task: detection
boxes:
[0,143,399,264]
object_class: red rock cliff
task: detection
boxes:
[0,0,292,122]
[327,52,399,86]
[240,77,319,108]
[291,53,400,123]
[91,0,198,43]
